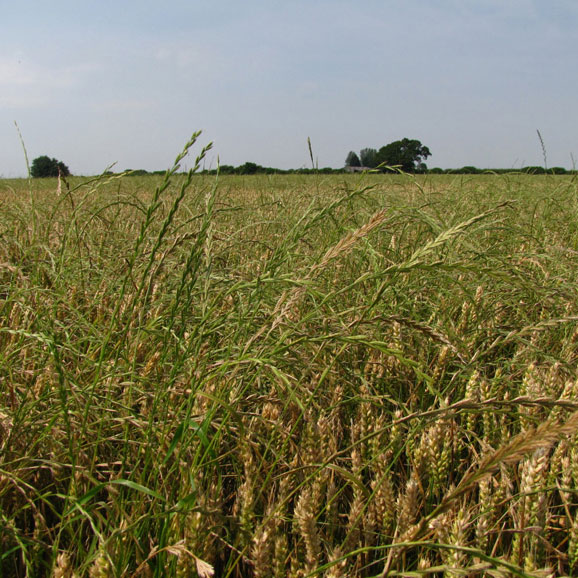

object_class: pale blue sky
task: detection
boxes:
[1,0,577,176]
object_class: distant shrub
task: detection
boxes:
[238,162,260,175]
[522,166,547,174]
[345,151,361,167]
[460,166,481,174]
[30,156,71,178]
[126,169,149,176]
[360,148,378,168]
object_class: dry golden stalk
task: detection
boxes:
[465,370,481,433]
[388,409,405,454]
[474,284,484,310]
[318,414,339,460]
[417,553,435,572]
[251,524,274,578]
[431,345,450,389]
[269,208,389,331]
[345,488,365,542]
[571,437,578,491]
[294,486,322,572]
[175,551,193,578]
[355,384,375,459]
[520,363,544,427]
[412,429,429,480]
[345,490,367,574]
[0,410,13,450]
[550,443,572,504]
[364,349,383,383]
[272,533,289,578]
[569,515,578,574]
[368,452,396,536]
[553,379,578,422]
[475,476,492,551]
[478,376,494,441]
[562,324,578,362]
[457,300,471,336]
[520,448,549,530]
[545,362,563,397]
[344,448,366,552]
[396,472,420,538]
[88,549,112,578]
[445,508,471,576]
[234,441,257,541]
[324,548,348,578]
[301,416,323,468]
[316,208,389,271]
[53,552,76,578]
[431,420,456,493]
[142,351,161,377]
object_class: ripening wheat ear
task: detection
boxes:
[381,410,578,576]
[428,410,578,528]
[449,410,578,500]
[294,486,322,572]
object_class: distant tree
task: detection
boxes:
[522,166,547,175]
[345,151,361,167]
[30,156,70,178]
[238,162,260,175]
[359,148,378,168]
[375,139,431,172]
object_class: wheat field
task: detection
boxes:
[2,139,578,576]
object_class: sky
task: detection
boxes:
[1,0,577,177]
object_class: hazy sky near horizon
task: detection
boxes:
[1,0,577,176]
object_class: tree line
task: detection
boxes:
[24,153,574,179]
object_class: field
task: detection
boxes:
[2,142,578,576]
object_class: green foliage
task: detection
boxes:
[460,166,481,174]
[30,155,71,178]
[375,138,431,172]
[345,151,361,167]
[522,166,568,175]
[350,141,431,172]
[238,161,260,175]
[217,164,236,175]
[360,147,378,168]
[523,166,547,175]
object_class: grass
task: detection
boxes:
[2,138,578,576]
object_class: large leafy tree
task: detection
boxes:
[375,139,431,172]
[359,148,378,168]
[345,151,361,167]
[30,156,71,178]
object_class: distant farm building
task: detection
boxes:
[345,166,371,173]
